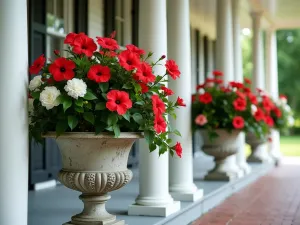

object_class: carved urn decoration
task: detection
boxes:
[45,132,142,225]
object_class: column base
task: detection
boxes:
[204,171,237,181]
[247,155,273,164]
[64,220,124,225]
[170,189,203,202]
[128,201,180,217]
[237,162,251,175]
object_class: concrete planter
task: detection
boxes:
[200,129,241,181]
[44,132,143,225]
[246,132,272,163]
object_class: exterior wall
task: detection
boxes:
[88,0,104,37]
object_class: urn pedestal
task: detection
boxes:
[45,132,143,225]
[200,130,241,181]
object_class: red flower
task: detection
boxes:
[118,50,141,71]
[273,107,282,118]
[138,82,149,93]
[262,96,274,112]
[109,31,116,38]
[154,115,167,134]
[41,76,54,84]
[279,94,287,100]
[133,62,155,83]
[152,95,166,115]
[230,81,244,89]
[176,97,186,107]
[96,37,119,51]
[73,34,97,57]
[173,142,182,158]
[232,116,244,129]
[233,98,247,111]
[221,87,231,93]
[243,87,251,93]
[161,86,174,96]
[87,65,111,83]
[236,91,246,99]
[196,84,205,91]
[244,78,251,84]
[215,79,223,84]
[64,32,84,45]
[126,44,145,56]
[49,57,75,81]
[213,70,223,76]
[99,50,117,58]
[248,93,258,105]
[54,50,60,56]
[29,54,46,74]
[192,94,197,102]
[256,88,263,93]
[254,108,265,121]
[265,116,274,127]
[199,93,213,104]
[165,60,180,80]
[106,90,132,115]
[268,137,273,142]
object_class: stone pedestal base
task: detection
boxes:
[64,220,124,225]
[247,143,273,164]
[204,171,237,181]
[128,201,180,217]
[170,189,203,202]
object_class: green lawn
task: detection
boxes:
[245,136,300,157]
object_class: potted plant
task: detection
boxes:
[28,32,184,225]
[245,87,273,163]
[192,72,258,181]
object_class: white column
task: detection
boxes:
[232,0,251,175]
[199,34,206,84]
[266,28,281,164]
[207,38,215,78]
[0,1,29,225]
[214,0,243,179]
[167,0,203,202]
[128,0,180,216]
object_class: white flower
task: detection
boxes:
[29,75,43,91]
[39,86,61,110]
[64,78,87,99]
[284,104,291,112]
[288,116,295,126]
[251,104,257,115]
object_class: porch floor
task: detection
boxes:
[28,155,274,225]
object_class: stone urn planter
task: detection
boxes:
[45,132,143,225]
[246,132,272,164]
[200,129,241,181]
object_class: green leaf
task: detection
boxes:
[144,130,154,144]
[133,113,143,124]
[149,143,156,152]
[133,82,142,93]
[113,124,120,137]
[75,98,84,107]
[108,113,118,126]
[99,83,109,93]
[56,120,68,136]
[83,112,95,124]
[159,145,168,156]
[95,122,106,134]
[68,115,78,130]
[122,83,132,89]
[95,102,106,110]
[105,126,114,131]
[84,102,92,110]
[170,112,177,120]
[135,101,145,106]
[84,90,97,100]
[75,105,84,113]
[122,111,131,122]
[173,129,182,137]
[166,138,172,144]
[63,98,72,112]
[31,91,40,99]
[102,93,107,100]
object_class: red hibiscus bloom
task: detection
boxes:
[244,78,251,84]
[72,34,97,57]
[215,79,223,84]
[64,32,84,45]
[133,62,155,83]
[279,94,287,100]
[221,87,231,93]
[165,59,180,80]
[243,87,251,93]
[161,86,174,96]
[176,97,186,107]
[213,70,223,76]
[138,82,149,93]
[118,50,141,71]
[49,57,75,81]
[87,65,111,83]
[233,98,247,111]
[126,44,145,56]
[262,96,274,112]
[265,116,274,127]
[254,108,265,121]
[248,93,258,105]
[196,84,205,91]
[236,91,246,99]
[96,37,119,51]
[273,107,282,118]
[29,54,46,74]
[173,142,182,158]
[154,114,167,134]
[106,90,132,115]
[232,116,244,129]
[230,81,244,89]
[152,95,166,115]
[192,94,197,102]
[199,92,213,104]
[54,50,60,56]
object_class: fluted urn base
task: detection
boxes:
[44,132,143,225]
[199,130,241,181]
[246,133,272,164]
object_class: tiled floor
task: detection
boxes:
[193,157,300,225]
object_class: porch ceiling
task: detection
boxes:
[189,0,300,39]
